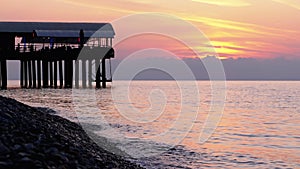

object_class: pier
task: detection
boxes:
[0,22,115,89]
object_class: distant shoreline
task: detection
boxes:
[2,80,300,89]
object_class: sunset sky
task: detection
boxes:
[1,0,300,60]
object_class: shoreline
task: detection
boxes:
[0,96,143,168]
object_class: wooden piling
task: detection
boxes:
[24,60,28,88]
[0,60,7,89]
[101,59,106,88]
[95,59,101,89]
[64,59,69,88]
[0,62,1,89]
[64,59,73,88]
[37,60,41,88]
[82,60,86,88]
[42,60,48,88]
[20,60,24,88]
[69,60,73,88]
[32,60,36,88]
[28,60,32,88]
[54,60,57,88]
[49,61,53,88]
[59,60,63,88]
[75,60,79,88]
[0,44,113,90]
[88,59,92,88]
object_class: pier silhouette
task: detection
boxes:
[0,22,115,89]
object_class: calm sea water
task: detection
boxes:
[1,81,299,168]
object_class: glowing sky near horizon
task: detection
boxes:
[1,0,300,59]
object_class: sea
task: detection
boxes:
[1,81,299,168]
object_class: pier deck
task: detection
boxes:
[0,22,115,89]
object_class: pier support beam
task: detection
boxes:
[88,59,92,88]
[49,61,53,88]
[0,59,7,90]
[20,60,24,88]
[95,59,101,89]
[24,60,28,88]
[64,60,68,88]
[42,60,49,88]
[82,60,86,88]
[64,59,73,88]
[54,61,57,88]
[101,59,106,88]
[28,60,32,88]
[75,60,79,88]
[32,60,36,88]
[0,61,1,89]
[59,60,63,88]
[69,60,73,88]
[0,48,113,89]
[37,60,41,88]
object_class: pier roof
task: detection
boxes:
[0,22,115,38]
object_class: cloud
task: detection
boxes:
[180,15,300,59]
[183,16,297,38]
[55,0,137,14]
[272,0,300,10]
[191,0,251,7]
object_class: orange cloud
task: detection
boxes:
[191,0,251,7]
[272,0,300,10]
[182,15,298,38]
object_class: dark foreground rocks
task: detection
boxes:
[0,96,142,169]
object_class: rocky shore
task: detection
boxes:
[0,96,142,168]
